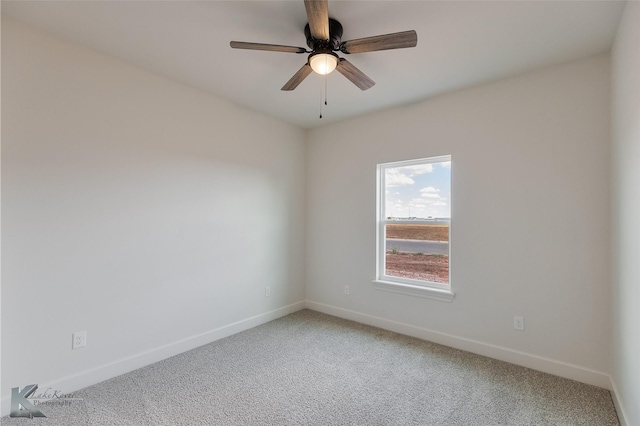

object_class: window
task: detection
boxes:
[374,156,454,302]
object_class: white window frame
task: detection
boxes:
[373,156,455,302]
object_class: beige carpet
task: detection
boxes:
[2,309,619,425]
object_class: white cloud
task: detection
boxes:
[411,197,448,207]
[420,186,440,193]
[399,164,434,176]
[440,161,451,168]
[385,169,415,187]
[408,199,427,208]
[385,164,437,187]
[420,186,441,198]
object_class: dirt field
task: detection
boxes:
[386,224,448,241]
[385,224,449,283]
[386,253,449,283]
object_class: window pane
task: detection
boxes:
[385,223,449,283]
[383,159,451,284]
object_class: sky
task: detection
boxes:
[384,160,451,219]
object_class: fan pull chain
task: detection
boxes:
[319,74,328,119]
[319,74,324,119]
[325,72,328,106]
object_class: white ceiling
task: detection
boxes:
[2,1,625,129]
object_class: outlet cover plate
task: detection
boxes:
[513,316,525,331]
[72,331,87,349]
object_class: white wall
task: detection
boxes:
[306,55,612,387]
[1,17,306,414]
[611,2,640,425]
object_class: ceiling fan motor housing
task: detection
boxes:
[305,18,343,52]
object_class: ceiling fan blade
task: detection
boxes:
[336,58,375,91]
[230,41,307,54]
[281,64,313,91]
[340,30,417,54]
[304,0,329,41]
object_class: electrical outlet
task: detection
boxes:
[344,285,350,295]
[72,331,87,349]
[265,286,271,297]
[513,316,525,331]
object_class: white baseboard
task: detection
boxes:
[1,301,305,418]
[305,300,612,390]
[609,377,630,426]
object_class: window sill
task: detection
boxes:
[372,280,455,302]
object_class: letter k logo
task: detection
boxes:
[10,384,46,418]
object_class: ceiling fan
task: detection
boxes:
[230,0,417,91]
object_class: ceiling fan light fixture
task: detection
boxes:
[309,52,339,75]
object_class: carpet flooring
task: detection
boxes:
[2,309,619,425]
